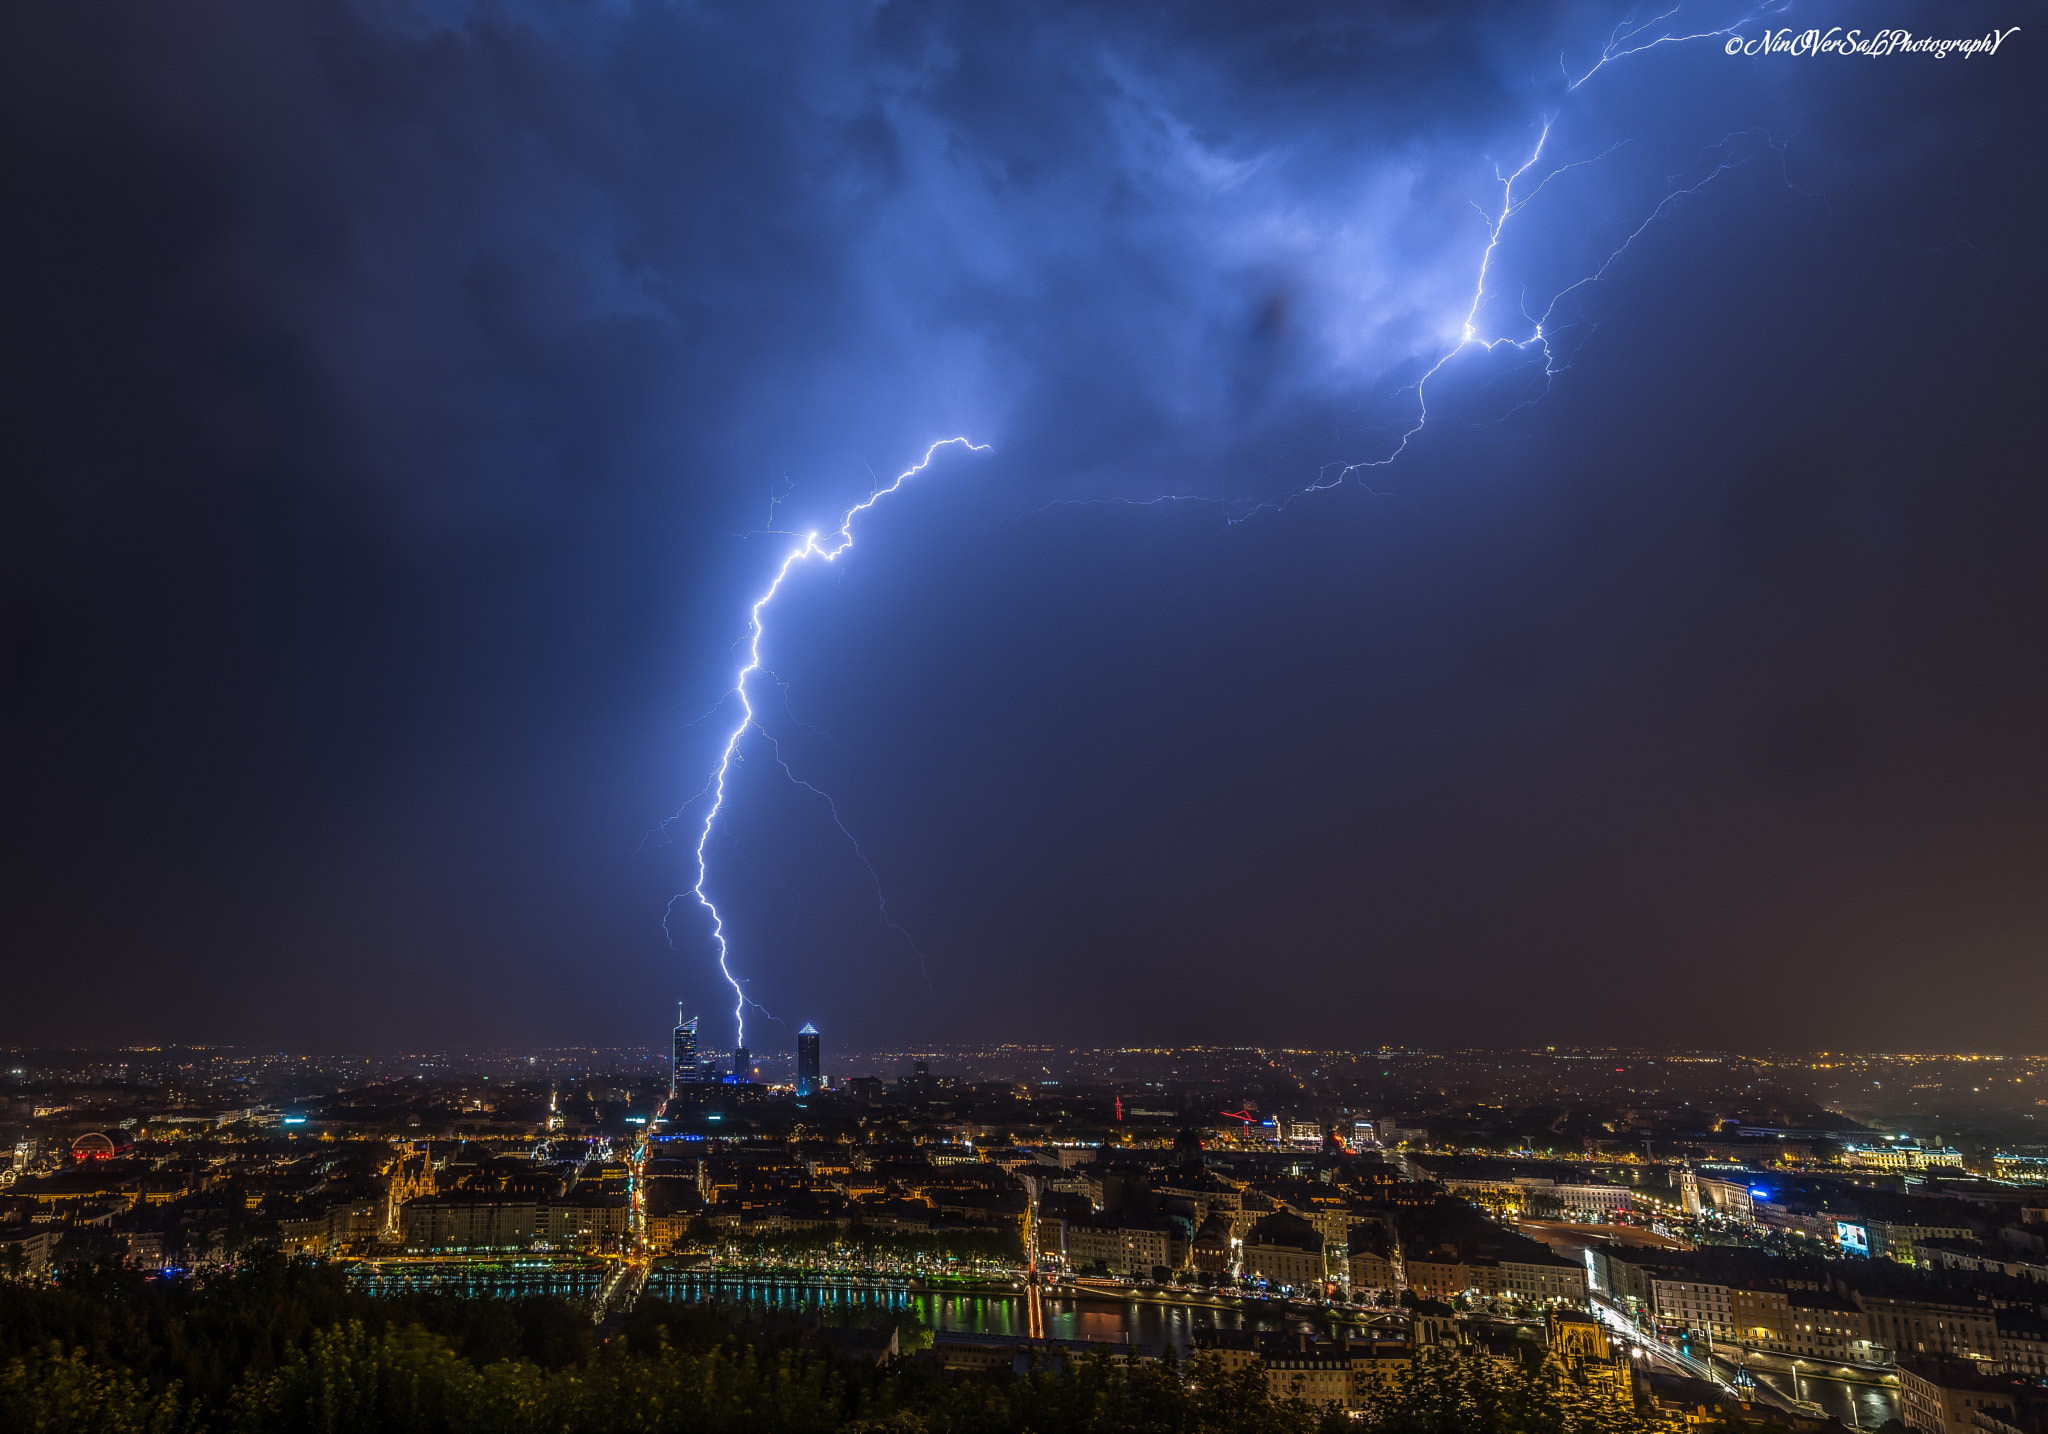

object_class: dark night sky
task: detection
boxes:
[3,2,2044,1055]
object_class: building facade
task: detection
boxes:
[1404,1255,1471,1304]
[1652,1275,1735,1343]
[402,1192,630,1253]
[1192,1212,1235,1276]
[1900,1361,2039,1434]
[402,1194,538,1252]
[1348,1239,1396,1293]
[1059,1214,1176,1276]
[1242,1212,1326,1292]
[1498,1253,1588,1305]
[1856,1292,2000,1365]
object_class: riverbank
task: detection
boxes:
[641,1265,1396,1352]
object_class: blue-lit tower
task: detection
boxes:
[796,1024,821,1097]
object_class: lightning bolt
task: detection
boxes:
[669,9,1813,1042]
[1333,119,1580,477]
[1325,124,1795,486]
[1027,14,1809,526]
[673,437,988,1048]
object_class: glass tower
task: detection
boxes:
[796,1023,821,1097]
[671,1008,699,1095]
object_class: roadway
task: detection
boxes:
[587,1131,654,1324]
[1589,1295,1800,1413]
[1588,1297,1900,1428]
[593,1256,647,1322]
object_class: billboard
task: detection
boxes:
[1835,1220,1869,1255]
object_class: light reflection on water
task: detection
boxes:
[644,1272,1367,1352]
[355,1267,606,1300]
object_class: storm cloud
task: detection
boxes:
[1,0,2042,1052]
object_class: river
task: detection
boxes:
[1666,1336,1900,1429]
[360,1260,1899,1425]
[646,1270,1377,1351]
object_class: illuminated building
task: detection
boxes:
[399,1192,628,1253]
[1192,1212,1235,1276]
[383,1145,438,1238]
[1241,1211,1325,1291]
[671,1009,705,1094]
[731,1045,751,1082]
[1053,1212,1177,1277]
[797,1023,820,1097]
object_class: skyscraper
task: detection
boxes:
[796,1023,820,1097]
[731,1046,751,1083]
[671,1008,699,1095]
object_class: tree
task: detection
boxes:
[0,1345,193,1434]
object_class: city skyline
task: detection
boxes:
[13,1027,2048,1429]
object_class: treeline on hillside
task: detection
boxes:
[1,1256,1678,1434]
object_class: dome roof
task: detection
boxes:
[1245,1209,1324,1252]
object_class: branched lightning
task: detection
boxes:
[1565,0,1790,90]
[1025,13,1809,527]
[756,727,932,984]
[1300,123,1797,505]
[1018,125,1604,525]
[1532,127,1796,333]
[672,437,987,1047]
